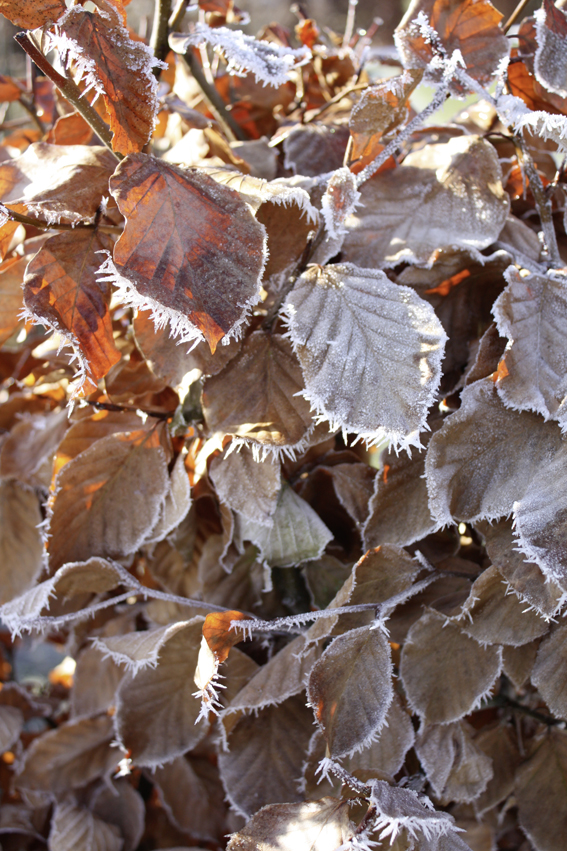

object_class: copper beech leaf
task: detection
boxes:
[400,609,502,724]
[24,230,120,395]
[531,626,567,720]
[210,445,280,526]
[415,721,493,804]
[534,0,567,99]
[71,647,124,717]
[283,263,446,448]
[53,5,161,155]
[0,705,23,753]
[0,0,65,28]
[90,779,145,851]
[48,802,123,851]
[307,624,393,759]
[515,729,567,851]
[0,480,43,606]
[108,154,266,352]
[0,255,26,345]
[151,756,227,843]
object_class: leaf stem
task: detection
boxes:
[503,0,533,34]
[183,49,247,142]
[14,31,122,161]
[514,133,562,267]
[481,693,564,727]
[169,0,189,31]
[18,94,45,135]
[150,0,172,70]
[0,203,122,234]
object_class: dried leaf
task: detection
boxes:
[0,704,23,752]
[284,263,446,448]
[90,779,145,851]
[210,446,280,526]
[532,626,567,720]
[46,428,170,571]
[108,153,266,352]
[0,0,65,28]
[326,461,376,529]
[308,624,393,758]
[23,230,120,394]
[0,408,68,485]
[474,722,521,814]
[416,721,493,804]
[342,136,509,269]
[0,255,26,345]
[53,409,148,477]
[368,779,465,847]
[400,609,502,724]
[71,646,124,717]
[344,692,415,778]
[515,729,567,851]
[283,124,350,177]
[146,452,192,545]
[0,480,43,606]
[48,801,123,851]
[151,756,227,842]
[534,0,567,99]
[502,641,539,690]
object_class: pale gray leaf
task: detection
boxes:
[94,621,193,674]
[369,780,462,845]
[534,5,567,98]
[210,445,280,527]
[0,480,43,605]
[416,721,493,804]
[532,626,567,720]
[0,704,23,752]
[145,452,191,545]
[48,801,123,851]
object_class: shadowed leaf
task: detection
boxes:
[48,801,123,851]
[210,446,280,526]
[416,721,493,804]
[0,481,43,606]
[532,626,567,720]
[516,729,567,851]
[0,705,23,752]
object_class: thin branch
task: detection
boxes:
[503,0,533,33]
[169,0,189,31]
[0,203,123,234]
[85,400,176,419]
[150,0,172,70]
[303,82,368,125]
[182,49,247,142]
[18,94,45,134]
[342,0,358,48]
[515,133,562,267]
[482,694,564,727]
[14,31,122,161]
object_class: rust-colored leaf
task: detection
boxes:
[202,610,252,664]
[24,230,121,395]
[0,0,65,28]
[0,75,22,103]
[0,255,26,345]
[46,112,94,146]
[109,153,266,352]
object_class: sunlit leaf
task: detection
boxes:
[0,255,26,345]
[210,445,280,526]
[0,0,65,28]
[534,0,567,99]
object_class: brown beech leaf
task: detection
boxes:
[532,626,567,720]
[201,610,252,665]
[283,124,350,177]
[53,409,149,478]
[46,427,169,571]
[400,609,501,724]
[46,111,94,146]
[202,331,315,452]
[0,74,21,102]
[325,462,376,529]
[416,721,493,804]
[0,0,65,28]
[0,219,22,262]
[425,378,563,526]
[226,798,353,851]
[15,714,118,794]
[474,722,521,814]
[395,0,509,89]
[459,565,549,647]
[516,729,567,851]
[219,694,314,817]
[94,622,196,674]
[108,154,266,352]
[71,646,124,717]
[210,446,280,526]
[0,255,26,345]
[48,801,123,851]
[146,452,192,545]
[115,618,208,766]
[307,624,393,759]
[342,136,509,269]
[90,779,145,851]
[0,704,23,752]
[284,263,446,448]
[492,267,567,425]
[0,143,117,225]
[23,230,120,395]
[0,408,68,486]
[0,480,43,605]
[534,0,567,99]
[54,5,161,155]
[346,692,415,779]
[502,641,539,690]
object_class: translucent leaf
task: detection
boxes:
[416,721,493,804]
[425,378,563,526]
[342,137,510,269]
[226,798,353,851]
[459,565,550,647]
[308,624,393,759]
[532,626,567,720]
[516,729,567,851]
[15,714,118,794]
[284,263,446,448]
[53,409,149,477]
[0,255,26,345]
[71,646,124,717]
[210,445,280,527]
[114,618,208,766]
[53,4,162,154]
[534,1,567,99]
[218,694,314,817]
[46,427,169,571]
[48,801,123,851]
[0,480,43,606]
[237,485,333,567]
[108,153,266,352]
[0,704,23,752]
[492,267,567,424]
[0,0,65,28]
[400,609,502,724]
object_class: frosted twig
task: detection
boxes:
[150,0,173,68]
[0,202,122,234]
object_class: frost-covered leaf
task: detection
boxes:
[284,263,446,448]
[0,408,68,486]
[474,722,520,814]
[226,798,353,851]
[0,704,23,752]
[0,0,65,28]
[416,721,493,804]
[283,124,350,177]
[425,378,563,526]
[515,729,567,851]
[53,4,162,155]
[203,331,315,454]
[171,24,310,88]
[23,230,120,395]
[532,626,567,720]
[146,452,191,545]
[114,618,208,767]
[0,142,116,225]
[534,0,567,99]
[325,461,376,529]
[496,92,567,154]
[210,446,280,526]
[502,641,539,690]
[307,624,393,759]
[318,168,361,260]
[369,780,464,845]
[46,427,169,571]
[219,694,313,817]
[400,609,501,724]
[15,714,119,794]
[492,267,567,424]
[0,480,43,606]
[237,485,332,567]
[94,620,195,674]
[71,646,124,717]
[48,801,123,851]
[342,137,510,269]
[459,565,549,647]
[108,154,266,352]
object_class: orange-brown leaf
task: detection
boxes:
[508,56,567,115]
[203,611,252,664]
[0,255,26,345]
[0,75,22,103]
[46,112,94,146]
[0,0,65,28]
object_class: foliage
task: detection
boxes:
[1,0,567,849]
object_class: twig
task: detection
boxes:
[303,82,368,125]
[342,0,358,48]
[182,50,247,142]
[0,203,122,234]
[169,0,189,31]
[150,0,172,70]
[85,400,175,419]
[515,133,562,267]
[18,94,45,135]
[482,694,564,727]
[503,0,534,33]
[14,31,122,161]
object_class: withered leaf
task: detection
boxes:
[109,153,266,352]
[90,779,145,851]
[95,620,197,674]
[534,0,567,99]
[284,263,446,448]
[202,610,252,665]
[532,626,567,720]
[53,409,149,478]
[307,624,393,759]
[326,461,376,529]
[0,255,26,345]
[203,331,314,451]
[400,609,501,724]
[0,704,23,752]
[146,451,192,545]
[416,721,493,804]
[54,4,161,155]
[48,801,123,851]
[151,756,227,842]
[71,646,124,717]
[15,714,118,794]
[502,641,539,690]
[342,136,510,269]
[0,0,65,28]
[226,798,353,851]
[474,722,521,814]
[24,230,121,395]
[283,124,350,177]
[515,729,567,851]
[0,408,68,486]
[0,480,43,606]
[219,694,313,817]
[210,445,280,526]
[46,427,169,571]
[368,780,465,847]
[114,618,208,766]
[344,692,415,779]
